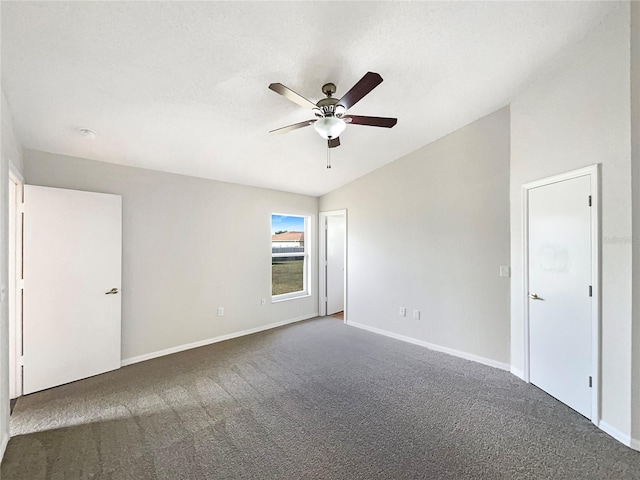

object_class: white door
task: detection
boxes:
[23,186,122,394]
[326,215,345,315]
[528,175,592,417]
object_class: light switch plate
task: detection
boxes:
[499,266,511,278]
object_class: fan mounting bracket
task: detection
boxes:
[321,83,337,97]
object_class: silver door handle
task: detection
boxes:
[105,288,119,295]
[529,293,541,300]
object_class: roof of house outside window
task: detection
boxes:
[272,231,304,242]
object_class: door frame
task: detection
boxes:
[8,163,24,399]
[318,209,347,322]
[522,164,600,425]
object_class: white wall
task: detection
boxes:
[320,107,511,367]
[631,1,640,445]
[510,4,633,439]
[23,150,318,363]
[1,88,23,458]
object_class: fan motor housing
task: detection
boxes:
[316,97,340,116]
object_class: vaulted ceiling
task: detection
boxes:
[1,1,617,196]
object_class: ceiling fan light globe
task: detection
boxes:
[313,117,346,140]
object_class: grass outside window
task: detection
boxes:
[271,258,304,295]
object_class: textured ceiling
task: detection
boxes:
[1,1,618,196]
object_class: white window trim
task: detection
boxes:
[271,214,310,302]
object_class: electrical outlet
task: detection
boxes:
[412,309,420,320]
[399,307,406,317]
[217,307,224,317]
[499,266,511,278]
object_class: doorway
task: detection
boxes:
[319,210,347,321]
[522,165,600,423]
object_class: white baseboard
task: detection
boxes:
[346,321,510,371]
[510,366,525,380]
[630,437,640,452]
[122,313,317,367]
[598,421,633,448]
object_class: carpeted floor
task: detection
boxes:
[2,317,639,479]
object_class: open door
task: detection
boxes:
[23,186,122,394]
[320,210,347,319]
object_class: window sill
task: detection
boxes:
[271,292,311,304]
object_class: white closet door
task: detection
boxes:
[528,175,592,417]
[23,186,122,394]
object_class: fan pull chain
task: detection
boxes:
[327,144,332,169]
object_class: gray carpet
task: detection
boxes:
[2,317,639,479]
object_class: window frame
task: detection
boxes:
[271,214,310,302]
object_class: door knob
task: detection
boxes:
[529,293,541,300]
[105,288,119,295]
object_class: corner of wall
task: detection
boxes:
[629,0,640,445]
[1,88,24,174]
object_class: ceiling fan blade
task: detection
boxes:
[344,115,397,128]
[337,72,383,111]
[269,119,316,134]
[269,83,317,109]
[328,137,341,148]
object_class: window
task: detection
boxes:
[271,214,309,301]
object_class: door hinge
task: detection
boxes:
[589,376,592,388]
[19,279,24,290]
[18,355,24,367]
[588,285,592,297]
[588,195,592,207]
[19,202,25,213]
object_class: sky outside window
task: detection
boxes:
[271,214,304,233]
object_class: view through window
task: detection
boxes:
[271,214,308,300]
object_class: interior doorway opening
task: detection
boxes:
[319,210,347,322]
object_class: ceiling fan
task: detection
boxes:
[268,72,397,152]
